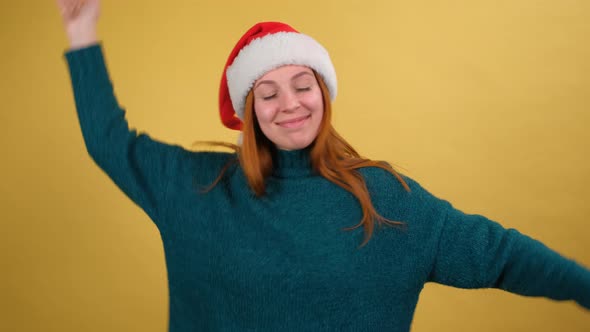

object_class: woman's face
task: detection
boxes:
[252,65,324,151]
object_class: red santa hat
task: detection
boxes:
[219,22,337,131]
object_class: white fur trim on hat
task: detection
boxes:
[226,31,337,120]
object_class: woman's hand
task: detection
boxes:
[56,0,101,49]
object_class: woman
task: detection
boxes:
[57,0,590,331]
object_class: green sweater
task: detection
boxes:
[64,44,589,331]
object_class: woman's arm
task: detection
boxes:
[428,199,590,310]
[64,45,186,224]
[57,0,189,228]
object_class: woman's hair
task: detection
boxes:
[199,72,410,246]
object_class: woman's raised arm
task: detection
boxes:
[56,0,206,229]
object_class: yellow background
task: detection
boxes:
[1,0,589,331]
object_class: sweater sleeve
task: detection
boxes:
[63,43,184,228]
[427,199,590,310]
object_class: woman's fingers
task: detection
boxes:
[72,0,86,17]
[56,0,87,20]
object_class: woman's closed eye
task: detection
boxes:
[261,87,309,100]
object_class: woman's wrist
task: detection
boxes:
[67,25,98,50]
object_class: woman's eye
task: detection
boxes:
[296,87,311,92]
[262,94,276,100]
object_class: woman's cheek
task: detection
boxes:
[254,104,276,126]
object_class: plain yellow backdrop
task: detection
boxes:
[1,0,589,331]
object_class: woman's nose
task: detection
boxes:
[278,90,300,112]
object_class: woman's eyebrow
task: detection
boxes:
[254,71,314,89]
[254,80,276,89]
[291,71,314,81]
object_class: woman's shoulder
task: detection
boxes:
[358,164,418,194]
[167,147,237,178]
[359,165,452,215]
[177,148,237,167]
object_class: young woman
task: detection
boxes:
[57,0,590,331]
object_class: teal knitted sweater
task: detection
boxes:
[64,44,589,331]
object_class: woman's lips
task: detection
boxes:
[276,115,311,128]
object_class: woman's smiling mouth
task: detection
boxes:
[276,115,311,128]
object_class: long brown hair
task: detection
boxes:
[199,72,410,246]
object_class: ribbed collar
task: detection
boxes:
[271,147,314,178]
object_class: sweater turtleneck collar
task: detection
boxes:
[271,147,315,178]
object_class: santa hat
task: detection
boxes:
[219,22,337,131]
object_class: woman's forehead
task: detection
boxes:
[257,65,314,82]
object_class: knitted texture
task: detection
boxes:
[64,44,590,332]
